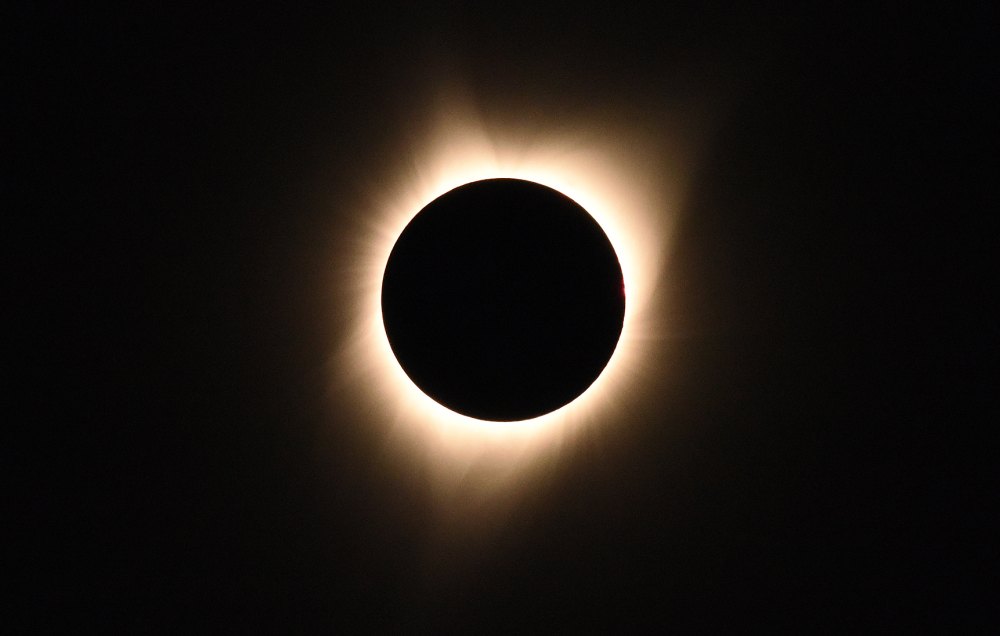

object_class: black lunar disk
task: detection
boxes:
[381,178,625,421]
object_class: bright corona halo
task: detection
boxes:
[332,103,676,467]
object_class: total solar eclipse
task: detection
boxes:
[381,178,625,421]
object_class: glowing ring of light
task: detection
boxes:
[329,95,682,482]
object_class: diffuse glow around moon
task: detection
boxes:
[326,86,696,493]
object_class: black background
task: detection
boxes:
[11,4,994,632]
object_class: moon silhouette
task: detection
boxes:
[381,178,625,421]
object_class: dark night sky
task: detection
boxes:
[11,4,994,632]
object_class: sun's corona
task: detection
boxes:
[327,92,683,487]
